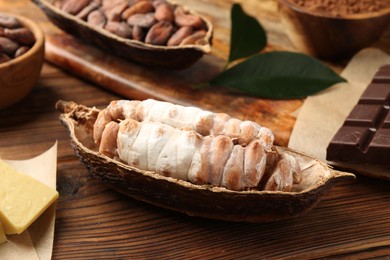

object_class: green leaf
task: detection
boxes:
[211,51,346,99]
[228,3,267,63]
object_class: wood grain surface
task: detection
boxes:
[1,0,390,259]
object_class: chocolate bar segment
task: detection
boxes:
[326,65,390,166]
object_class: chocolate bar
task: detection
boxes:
[326,64,390,166]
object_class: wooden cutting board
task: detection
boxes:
[0,0,305,146]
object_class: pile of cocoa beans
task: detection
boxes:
[0,13,36,64]
[55,0,208,46]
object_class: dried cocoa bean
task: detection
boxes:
[4,28,35,46]
[174,6,203,28]
[145,21,174,45]
[154,2,174,22]
[105,21,132,38]
[76,1,100,20]
[167,26,192,46]
[132,25,145,41]
[0,13,20,28]
[102,0,125,10]
[53,0,62,9]
[14,46,30,58]
[0,36,19,56]
[127,13,156,28]
[179,30,206,46]
[152,0,165,8]
[121,1,154,20]
[0,53,11,64]
[87,9,106,27]
[103,2,128,21]
[61,0,91,15]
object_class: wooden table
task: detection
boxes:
[1,0,390,259]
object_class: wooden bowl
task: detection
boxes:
[0,14,45,110]
[278,0,390,61]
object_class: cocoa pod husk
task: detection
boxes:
[145,20,174,45]
[121,1,154,20]
[167,26,192,46]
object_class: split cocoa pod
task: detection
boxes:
[33,0,213,69]
[56,100,355,222]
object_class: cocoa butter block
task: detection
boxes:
[326,64,390,166]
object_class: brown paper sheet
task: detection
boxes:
[288,48,390,180]
[0,142,58,260]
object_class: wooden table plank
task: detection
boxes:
[0,0,390,259]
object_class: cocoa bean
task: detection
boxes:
[127,13,156,28]
[0,13,20,29]
[145,21,174,45]
[0,53,11,64]
[154,2,174,22]
[153,0,166,8]
[121,1,154,20]
[0,36,19,55]
[103,2,128,21]
[167,26,192,46]
[174,6,203,28]
[14,46,30,58]
[4,28,35,46]
[132,25,145,41]
[76,1,100,20]
[87,9,106,27]
[179,30,206,46]
[61,0,91,15]
[105,21,132,39]
[102,0,125,10]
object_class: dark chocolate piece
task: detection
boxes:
[326,64,390,166]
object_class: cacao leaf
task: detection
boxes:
[228,3,267,63]
[211,51,346,99]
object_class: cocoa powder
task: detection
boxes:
[290,0,390,17]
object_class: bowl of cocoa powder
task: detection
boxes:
[278,0,390,61]
[0,13,45,110]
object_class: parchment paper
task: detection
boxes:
[288,48,390,179]
[0,142,58,260]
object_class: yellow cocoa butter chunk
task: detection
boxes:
[0,160,59,235]
[0,221,6,245]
